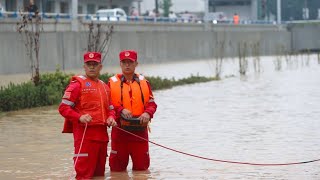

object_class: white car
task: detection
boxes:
[92,8,127,21]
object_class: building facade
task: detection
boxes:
[0,0,140,15]
[205,0,258,21]
[205,0,320,22]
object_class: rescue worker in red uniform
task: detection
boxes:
[108,50,157,171]
[58,52,117,179]
[233,13,239,25]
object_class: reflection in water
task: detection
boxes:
[1,56,320,179]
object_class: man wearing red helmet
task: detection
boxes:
[58,52,117,179]
[108,50,157,171]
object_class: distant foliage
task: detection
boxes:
[147,75,218,90]
[0,72,218,112]
[99,73,114,82]
[159,0,173,17]
[0,82,46,111]
[39,70,72,104]
[0,70,70,111]
[146,76,174,90]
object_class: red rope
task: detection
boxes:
[69,123,88,179]
[115,126,320,166]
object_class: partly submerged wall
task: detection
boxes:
[1,20,315,75]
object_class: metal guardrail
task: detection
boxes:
[0,11,278,25]
[0,11,71,20]
[79,13,204,23]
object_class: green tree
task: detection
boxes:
[159,0,173,17]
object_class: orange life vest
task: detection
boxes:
[73,75,110,126]
[109,74,150,116]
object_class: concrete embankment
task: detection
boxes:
[0,20,319,76]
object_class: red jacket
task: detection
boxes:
[58,75,116,142]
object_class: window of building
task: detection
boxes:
[123,6,129,14]
[78,5,83,14]
[60,2,69,14]
[87,4,95,14]
[210,0,251,6]
[5,0,17,11]
[45,0,55,13]
[98,6,107,10]
[23,0,29,10]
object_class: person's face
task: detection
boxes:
[120,59,137,75]
[83,61,102,79]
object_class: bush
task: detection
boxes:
[146,76,174,90]
[39,70,72,105]
[0,70,71,111]
[99,73,114,83]
[0,71,218,112]
[0,82,47,111]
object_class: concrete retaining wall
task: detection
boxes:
[0,20,308,75]
[289,23,320,52]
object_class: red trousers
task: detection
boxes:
[109,141,150,171]
[74,140,108,180]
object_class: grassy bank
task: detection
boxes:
[0,70,218,112]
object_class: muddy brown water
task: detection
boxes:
[1,56,320,179]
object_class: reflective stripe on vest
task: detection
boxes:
[62,99,75,107]
[74,153,88,157]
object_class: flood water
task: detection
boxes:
[1,55,320,179]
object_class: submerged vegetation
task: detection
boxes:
[0,70,218,112]
[238,42,248,75]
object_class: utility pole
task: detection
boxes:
[203,0,209,30]
[137,0,142,16]
[71,0,78,31]
[155,0,159,14]
[303,0,309,20]
[204,0,209,22]
[277,0,281,24]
